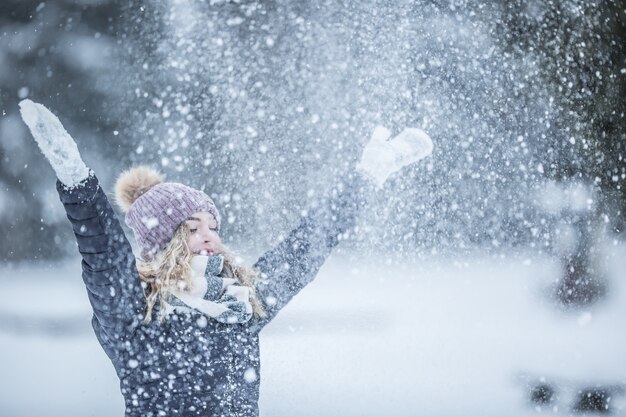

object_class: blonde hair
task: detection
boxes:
[137,223,265,323]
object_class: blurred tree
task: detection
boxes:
[489,0,624,305]
[492,0,625,230]
[0,0,136,261]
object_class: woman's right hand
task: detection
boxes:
[19,99,90,186]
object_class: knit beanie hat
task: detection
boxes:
[114,166,220,260]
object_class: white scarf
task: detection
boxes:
[168,255,253,323]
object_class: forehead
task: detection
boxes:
[185,212,217,224]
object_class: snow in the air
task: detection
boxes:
[0,0,623,416]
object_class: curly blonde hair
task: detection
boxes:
[137,223,265,323]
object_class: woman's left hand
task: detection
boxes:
[224,285,253,314]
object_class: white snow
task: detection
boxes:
[537,181,595,214]
[17,87,29,99]
[1,244,625,416]
[141,217,160,229]
[244,367,258,383]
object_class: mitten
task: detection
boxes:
[19,99,90,186]
[356,125,433,188]
[213,288,253,324]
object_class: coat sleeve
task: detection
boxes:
[56,172,144,353]
[252,172,371,330]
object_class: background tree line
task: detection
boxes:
[0,0,623,262]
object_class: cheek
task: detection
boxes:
[187,234,202,248]
[211,233,222,247]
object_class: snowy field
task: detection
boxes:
[1,244,625,417]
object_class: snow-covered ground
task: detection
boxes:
[1,244,625,417]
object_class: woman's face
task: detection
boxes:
[185,211,222,256]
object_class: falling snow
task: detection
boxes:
[0,1,624,416]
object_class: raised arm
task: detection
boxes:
[253,126,433,330]
[20,100,143,355]
[252,172,370,329]
[57,174,144,339]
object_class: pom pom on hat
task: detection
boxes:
[115,166,164,213]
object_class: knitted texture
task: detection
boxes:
[125,182,220,260]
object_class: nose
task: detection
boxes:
[200,228,217,242]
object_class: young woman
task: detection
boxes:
[19,99,433,417]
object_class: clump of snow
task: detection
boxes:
[243,367,257,383]
[196,316,208,328]
[141,217,159,229]
[17,87,29,99]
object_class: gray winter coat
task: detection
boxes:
[57,172,367,417]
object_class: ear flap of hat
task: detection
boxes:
[114,165,164,213]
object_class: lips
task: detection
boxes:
[197,249,214,256]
